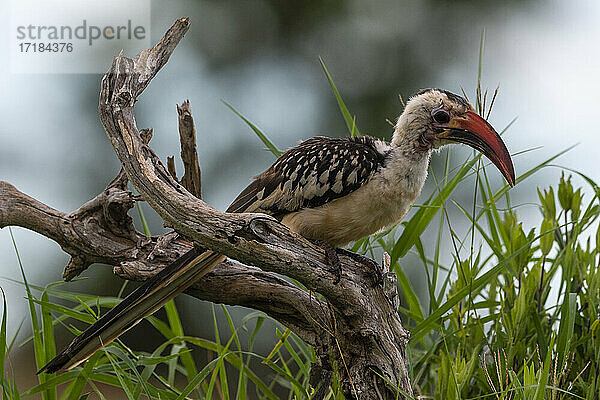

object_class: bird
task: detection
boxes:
[38,88,515,374]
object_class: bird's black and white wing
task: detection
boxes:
[227,136,390,215]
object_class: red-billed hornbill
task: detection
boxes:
[39,88,515,374]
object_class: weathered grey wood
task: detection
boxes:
[176,100,202,199]
[1,17,413,399]
[0,179,321,345]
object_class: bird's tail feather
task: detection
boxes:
[38,247,226,374]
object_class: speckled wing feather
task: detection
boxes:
[227,136,389,216]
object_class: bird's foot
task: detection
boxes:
[335,248,384,287]
[312,240,342,284]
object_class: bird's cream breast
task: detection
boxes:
[281,151,429,247]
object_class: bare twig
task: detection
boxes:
[166,156,177,180]
[177,100,202,199]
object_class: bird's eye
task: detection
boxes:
[432,109,450,124]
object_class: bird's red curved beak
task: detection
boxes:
[438,110,516,186]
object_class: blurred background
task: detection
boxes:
[1,0,599,396]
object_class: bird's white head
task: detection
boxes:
[392,88,515,186]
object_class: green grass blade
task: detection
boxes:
[263,328,291,364]
[89,371,180,399]
[0,287,11,400]
[105,345,153,399]
[164,300,199,396]
[175,358,220,400]
[102,349,136,400]
[222,100,282,157]
[239,313,265,400]
[40,290,56,400]
[394,263,424,323]
[165,300,184,338]
[134,339,189,399]
[0,288,6,383]
[20,371,80,397]
[319,57,361,137]
[31,298,96,324]
[221,305,248,400]
[280,333,308,377]
[556,292,576,367]
[146,315,176,339]
[478,29,485,89]
[534,336,554,400]
[452,199,504,258]
[9,228,54,400]
[219,359,231,400]
[263,359,310,399]
[207,325,237,400]
[136,202,151,237]
[0,278,120,304]
[65,352,102,400]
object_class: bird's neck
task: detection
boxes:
[383,145,430,188]
[377,123,432,201]
[390,122,431,163]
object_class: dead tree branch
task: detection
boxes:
[176,100,202,199]
[1,17,413,399]
[165,100,202,199]
[0,180,322,345]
